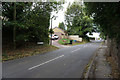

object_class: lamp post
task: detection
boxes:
[50,16,53,45]
[50,15,57,45]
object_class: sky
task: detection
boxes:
[50,0,100,38]
[50,0,75,28]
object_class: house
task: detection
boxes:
[53,27,66,39]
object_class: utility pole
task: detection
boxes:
[50,17,52,45]
[13,2,16,49]
[50,15,57,45]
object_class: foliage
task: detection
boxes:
[85,2,120,42]
[99,31,106,40]
[2,2,63,47]
[65,2,94,39]
[58,22,66,30]
[49,28,54,34]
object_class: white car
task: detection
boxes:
[49,34,59,40]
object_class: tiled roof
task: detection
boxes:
[53,27,65,33]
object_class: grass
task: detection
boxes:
[2,44,59,61]
[58,38,70,45]
[58,38,88,46]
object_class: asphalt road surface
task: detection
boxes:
[3,42,100,78]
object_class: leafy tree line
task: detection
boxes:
[85,2,120,71]
[85,2,120,42]
[2,2,63,48]
[65,2,95,41]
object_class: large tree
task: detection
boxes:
[2,2,63,48]
[85,2,120,73]
[2,2,33,48]
[85,2,120,41]
[65,2,94,39]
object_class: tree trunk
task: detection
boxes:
[13,3,16,49]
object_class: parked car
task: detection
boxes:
[54,34,59,39]
[49,34,59,40]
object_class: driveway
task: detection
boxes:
[3,43,100,78]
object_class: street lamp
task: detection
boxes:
[50,15,57,45]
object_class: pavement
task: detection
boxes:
[52,40,71,48]
[88,44,112,78]
[2,42,100,78]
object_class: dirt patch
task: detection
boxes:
[2,43,59,61]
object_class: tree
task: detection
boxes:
[13,3,16,49]
[2,2,33,48]
[85,2,120,41]
[2,2,64,48]
[85,2,120,72]
[65,2,94,40]
[58,22,65,30]
[49,29,54,34]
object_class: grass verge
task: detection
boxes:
[58,38,70,45]
[2,44,59,61]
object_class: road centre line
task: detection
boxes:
[71,48,81,53]
[83,45,87,47]
[71,45,89,53]
[28,55,64,70]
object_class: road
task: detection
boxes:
[3,42,100,78]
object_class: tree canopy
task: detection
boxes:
[65,2,94,39]
[58,22,65,30]
[85,2,120,42]
[2,2,63,48]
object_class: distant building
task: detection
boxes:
[53,27,66,39]
[87,32,101,41]
[68,35,82,42]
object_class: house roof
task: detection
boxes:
[53,27,65,34]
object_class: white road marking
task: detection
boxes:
[71,48,81,53]
[83,45,87,47]
[28,55,64,70]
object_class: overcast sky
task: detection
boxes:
[50,0,100,38]
[49,0,75,28]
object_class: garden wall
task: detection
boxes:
[68,35,82,42]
